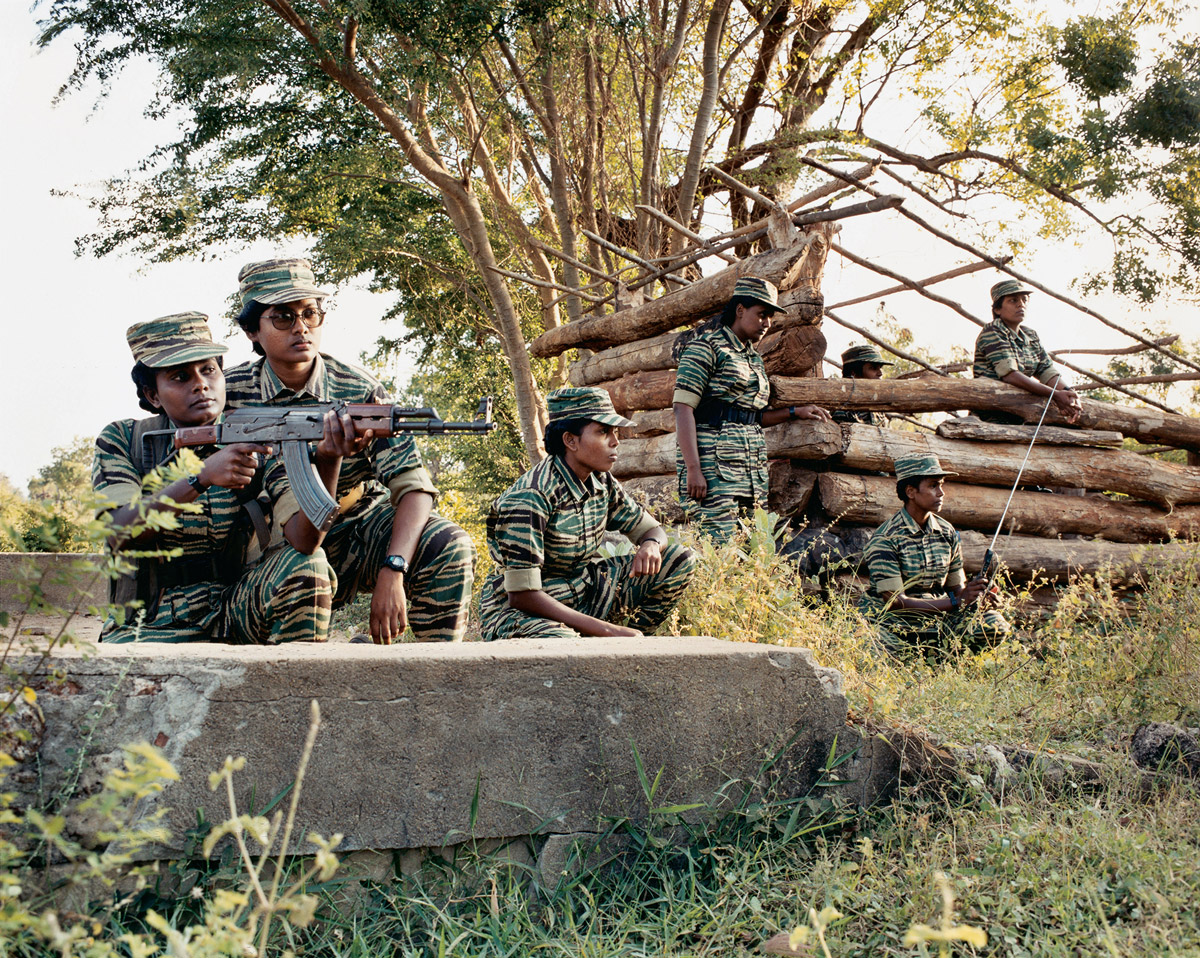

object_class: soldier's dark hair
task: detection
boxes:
[896,477,922,504]
[544,418,591,457]
[721,295,774,327]
[131,357,225,414]
[235,300,269,356]
[843,361,866,379]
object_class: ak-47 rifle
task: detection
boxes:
[159,398,495,532]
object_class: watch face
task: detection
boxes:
[384,555,408,573]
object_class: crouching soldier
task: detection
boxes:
[94,314,333,643]
[832,344,894,427]
[482,387,696,640]
[224,258,475,643]
[860,453,1008,655]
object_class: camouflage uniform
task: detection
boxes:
[860,454,1008,654]
[833,344,892,427]
[972,279,1064,424]
[482,388,695,640]
[224,354,474,641]
[674,322,770,539]
[96,315,332,644]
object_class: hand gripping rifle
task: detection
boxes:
[163,398,495,532]
[977,379,1061,586]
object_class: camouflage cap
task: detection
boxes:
[126,313,228,368]
[547,387,635,428]
[894,453,957,482]
[990,278,1035,304]
[841,344,893,367]
[238,257,331,307]
[731,276,781,312]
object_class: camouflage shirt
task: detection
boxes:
[673,324,770,502]
[862,506,965,605]
[481,455,660,616]
[93,414,257,630]
[224,354,437,530]
[972,319,1059,384]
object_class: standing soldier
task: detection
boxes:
[972,279,1081,424]
[482,387,695,640]
[860,453,1008,655]
[832,344,894,426]
[224,258,475,643]
[673,276,831,538]
[94,314,333,644]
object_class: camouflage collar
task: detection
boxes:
[898,504,941,537]
[261,354,328,402]
[550,453,602,501]
[717,323,755,354]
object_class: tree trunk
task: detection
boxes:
[613,421,843,478]
[957,530,1190,581]
[529,235,818,357]
[816,472,1200,543]
[760,325,827,377]
[770,377,1200,448]
[570,331,684,386]
[839,424,1200,508]
[600,369,676,414]
[935,419,1124,448]
[771,462,819,516]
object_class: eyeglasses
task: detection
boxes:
[266,306,326,330]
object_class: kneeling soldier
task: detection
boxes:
[860,453,1008,655]
[94,314,333,643]
[482,387,696,640]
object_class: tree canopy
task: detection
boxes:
[39,0,1200,473]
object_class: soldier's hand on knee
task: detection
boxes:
[632,540,662,576]
[198,443,272,490]
[370,573,409,643]
[686,465,708,500]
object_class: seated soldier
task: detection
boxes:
[860,453,1008,655]
[482,387,696,640]
[94,314,333,643]
[972,279,1080,424]
[224,257,475,643]
[832,344,893,426]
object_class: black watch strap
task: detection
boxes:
[383,554,410,575]
[186,473,206,494]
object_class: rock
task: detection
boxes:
[1131,722,1200,777]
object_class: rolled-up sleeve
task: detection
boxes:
[492,488,549,593]
[673,340,715,408]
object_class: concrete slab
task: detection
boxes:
[6,637,867,861]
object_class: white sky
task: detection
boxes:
[3,4,1198,489]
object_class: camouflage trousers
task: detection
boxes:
[322,493,475,642]
[103,545,333,645]
[860,594,1010,658]
[678,426,768,540]
[681,493,761,541]
[481,543,695,641]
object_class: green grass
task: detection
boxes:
[299,524,1200,957]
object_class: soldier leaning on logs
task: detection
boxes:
[832,344,894,427]
[972,279,1082,424]
[93,314,334,644]
[860,454,1009,657]
[672,277,832,539]
[481,388,695,641]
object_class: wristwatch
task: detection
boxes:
[382,554,409,575]
[186,473,207,495]
[948,592,960,610]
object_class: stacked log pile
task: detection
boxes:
[529,230,1199,590]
